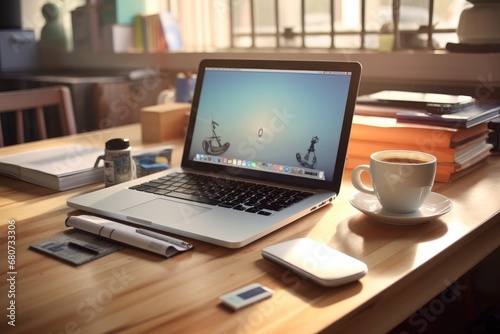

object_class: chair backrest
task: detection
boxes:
[0,86,77,146]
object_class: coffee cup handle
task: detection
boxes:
[94,155,105,168]
[351,165,375,195]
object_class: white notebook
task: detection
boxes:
[0,145,103,191]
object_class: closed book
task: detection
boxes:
[351,115,489,148]
[396,103,500,128]
[158,12,182,51]
[0,145,174,190]
[0,145,103,191]
[132,12,181,53]
[133,15,144,51]
[355,104,421,118]
[357,90,476,114]
[71,5,102,52]
[347,135,490,164]
[435,157,489,183]
[141,14,151,52]
[346,145,491,183]
[153,14,168,51]
[138,13,165,52]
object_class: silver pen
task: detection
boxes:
[136,229,193,249]
[66,215,193,257]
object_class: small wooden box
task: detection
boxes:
[140,103,191,143]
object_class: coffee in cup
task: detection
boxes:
[351,150,437,213]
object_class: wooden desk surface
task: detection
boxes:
[1,124,499,333]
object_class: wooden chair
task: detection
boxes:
[0,86,77,146]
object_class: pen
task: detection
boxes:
[136,229,193,249]
[65,215,193,257]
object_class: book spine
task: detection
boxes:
[133,15,144,52]
[351,125,452,149]
[347,140,456,163]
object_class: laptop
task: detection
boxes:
[67,59,362,248]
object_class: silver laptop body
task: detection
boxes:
[67,59,362,248]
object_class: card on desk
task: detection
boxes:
[30,229,123,266]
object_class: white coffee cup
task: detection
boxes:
[351,150,437,213]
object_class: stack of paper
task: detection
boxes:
[0,145,104,191]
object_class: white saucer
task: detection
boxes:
[349,192,453,225]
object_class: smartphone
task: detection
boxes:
[357,90,476,114]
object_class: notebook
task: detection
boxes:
[67,59,362,248]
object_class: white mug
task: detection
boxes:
[351,150,436,213]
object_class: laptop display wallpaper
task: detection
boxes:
[187,67,352,182]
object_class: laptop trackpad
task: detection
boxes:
[122,198,211,225]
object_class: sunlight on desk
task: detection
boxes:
[0,124,499,333]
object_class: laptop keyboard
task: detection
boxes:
[129,172,313,216]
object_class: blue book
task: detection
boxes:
[158,12,183,51]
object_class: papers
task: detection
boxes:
[0,145,103,191]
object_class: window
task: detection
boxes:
[225,0,468,50]
[20,0,468,52]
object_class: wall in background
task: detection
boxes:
[56,50,500,99]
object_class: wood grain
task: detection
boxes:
[1,124,499,333]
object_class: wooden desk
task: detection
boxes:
[1,124,499,333]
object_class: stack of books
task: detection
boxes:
[346,115,494,182]
[133,12,182,52]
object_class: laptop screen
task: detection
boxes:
[182,59,361,191]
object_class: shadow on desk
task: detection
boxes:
[255,257,364,308]
[332,214,448,277]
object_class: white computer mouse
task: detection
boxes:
[262,238,368,287]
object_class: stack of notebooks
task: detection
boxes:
[348,91,500,183]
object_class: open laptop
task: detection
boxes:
[67,59,362,248]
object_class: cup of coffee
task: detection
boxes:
[351,150,437,213]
